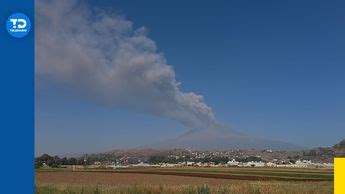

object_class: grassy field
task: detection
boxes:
[35,167,333,194]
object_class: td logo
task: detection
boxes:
[6,13,31,38]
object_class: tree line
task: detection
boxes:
[148,155,263,165]
[35,154,86,168]
[35,153,264,168]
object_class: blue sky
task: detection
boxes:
[36,0,345,155]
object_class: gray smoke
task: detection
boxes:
[36,0,217,130]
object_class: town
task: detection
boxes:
[36,148,335,170]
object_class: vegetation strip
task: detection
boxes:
[141,168,333,178]
[112,170,333,181]
[36,169,333,181]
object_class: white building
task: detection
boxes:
[266,162,277,167]
[227,159,239,166]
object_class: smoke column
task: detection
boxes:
[36,0,218,130]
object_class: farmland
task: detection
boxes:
[35,167,333,194]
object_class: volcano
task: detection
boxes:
[147,127,303,151]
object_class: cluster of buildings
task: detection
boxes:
[227,159,333,168]
[81,149,335,169]
[89,158,333,169]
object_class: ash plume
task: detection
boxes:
[36,0,217,130]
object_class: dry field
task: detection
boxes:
[35,168,333,194]
[111,167,333,181]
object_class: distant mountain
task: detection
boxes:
[145,127,303,151]
[333,138,345,155]
[300,138,345,162]
[333,138,345,149]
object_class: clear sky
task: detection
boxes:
[36,0,345,155]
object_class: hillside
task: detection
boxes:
[300,138,345,162]
[333,138,345,155]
